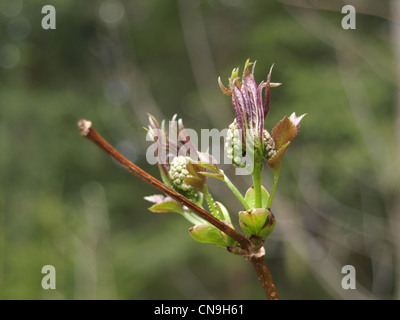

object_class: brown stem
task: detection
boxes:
[77,119,280,299]
[247,250,280,300]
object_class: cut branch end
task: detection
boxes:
[77,119,92,137]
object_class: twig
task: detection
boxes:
[247,248,280,300]
[78,119,280,300]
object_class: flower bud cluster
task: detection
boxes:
[225,120,246,168]
[168,156,200,201]
[262,129,276,160]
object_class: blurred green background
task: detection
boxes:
[1,0,399,299]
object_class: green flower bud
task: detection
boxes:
[262,129,276,160]
[238,208,276,240]
[244,185,269,209]
[169,156,201,201]
[225,119,246,168]
[189,223,236,247]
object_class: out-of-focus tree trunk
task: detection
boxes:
[390,0,400,299]
[391,0,400,149]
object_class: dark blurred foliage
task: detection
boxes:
[0,0,399,299]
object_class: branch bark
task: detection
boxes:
[248,250,280,300]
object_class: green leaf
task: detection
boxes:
[198,171,225,181]
[148,200,184,214]
[195,152,220,173]
[195,162,220,173]
[245,185,269,209]
[215,201,231,223]
[157,164,172,188]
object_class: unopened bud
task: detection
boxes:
[238,208,276,240]
[262,129,276,160]
[169,156,201,201]
[189,223,236,247]
[225,119,246,168]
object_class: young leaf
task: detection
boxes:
[267,141,291,171]
[267,113,306,171]
[144,194,166,204]
[157,164,172,188]
[186,162,203,178]
[194,152,219,171]
[148,200,184,214]
[198,171,225,181]
[184,176,205,192]
[271,116,297,150]
[215,201,232,223]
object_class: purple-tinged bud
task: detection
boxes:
[219,59,283,170]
